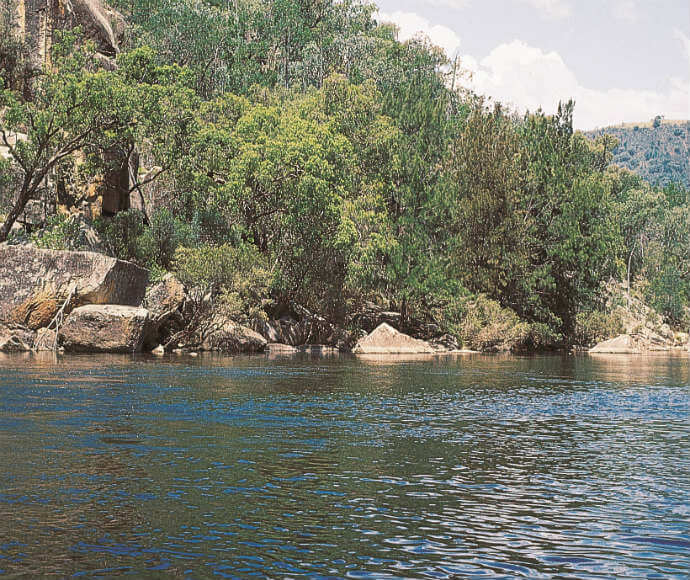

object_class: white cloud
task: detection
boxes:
[517,0,571,20]
[377,11,462,57]
[675,28,690,62]
[409,0,472,9]
[611,0,640,22]
[462,40,690,129]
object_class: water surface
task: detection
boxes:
[0,352,688,578]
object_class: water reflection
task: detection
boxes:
[0,352,688,578]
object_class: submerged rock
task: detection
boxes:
[353,323,435,355]
[0,245,149,326]
[298,345,339,355]
[59,305,155,353]
[266,343,298,354]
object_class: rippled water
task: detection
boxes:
[0,352,688,578]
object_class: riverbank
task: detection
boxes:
[1,244,688,357]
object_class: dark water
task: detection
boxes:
[0,352,688,579]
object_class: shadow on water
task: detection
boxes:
[0,351,688,577]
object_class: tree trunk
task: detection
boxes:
[0,178,32,243]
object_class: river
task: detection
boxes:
[0,352,688,578]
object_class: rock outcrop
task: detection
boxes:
[34,327,57,351]
[353,323,435,355]
[589,334,643,354]
[589,331,684,354]
[15,0,122,69]
[59,304,155,353]
[266,343,298,354]
[0,244,149,326]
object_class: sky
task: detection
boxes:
[375,0,690,130]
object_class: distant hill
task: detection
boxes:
[586,119,690,187]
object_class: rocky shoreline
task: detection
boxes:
[1,244,688,357]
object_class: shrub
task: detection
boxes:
[574,310,624,347]
[31,214,83,250]
[456,295,530,352]
[97,208,198,269]
[137,208,198,269]
[173,243,271,323]
[96,209,146,262]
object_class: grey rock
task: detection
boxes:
[59,305,156,353]
[144,274,186,322]
[589,334,642,354]
[201,317,267,354]
[353,323,435,355]
[266,343,298,354]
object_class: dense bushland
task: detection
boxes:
[1,0,688,348]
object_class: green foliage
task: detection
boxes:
[586,120,689,188]
[97,208,196,269]
[137,208,199,269]
[454,295,529,352]
[574,310,625,347]
[3,1,688,349]
[0,33,198,241]
[446,101,620,339]
[173,243,271,323]
[30,214,82,250]
[96,209,146,262]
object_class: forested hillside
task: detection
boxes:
[587,120,690,187]
[1,0,689,351]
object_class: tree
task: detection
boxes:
[0,40,197,242]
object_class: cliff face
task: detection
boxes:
[14,0,122,68]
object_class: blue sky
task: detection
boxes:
[375,0,690,129]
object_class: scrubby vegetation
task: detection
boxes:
[1,0,689,350]
[586,120,690,188]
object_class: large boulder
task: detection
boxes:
[201,317,267,354]
[589,334,643,354]
[0,323,35,352]
[353,323,435,355]
[143,274,187,347]
[0,245,149,327]
[144,274,186,322]
[59,305,155,353]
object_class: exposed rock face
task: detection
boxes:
[16,0,122,68]
[201,317,267,354]
[589,334,642,354]
[0,323,34,352]
[59,304,155,353]
[144,274,186,322]
[143,274,186,347]
[0,244,149,324]
[589,331,678,354]
[352,323,435,355]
